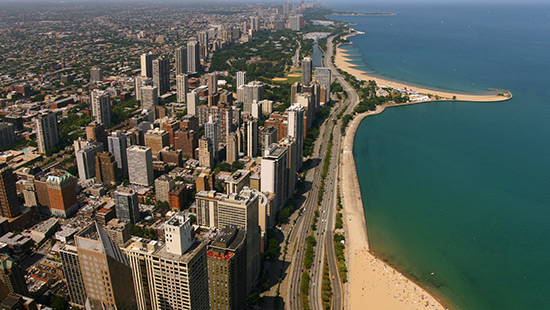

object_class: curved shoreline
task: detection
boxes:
[340,103,450,310]
[336,32,512,103]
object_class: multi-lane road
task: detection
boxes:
[285,34,361,310]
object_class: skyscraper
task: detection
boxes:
[187,41,200,73]
[207,73,217,95]
[153,57,170,96]
[198,138,214,169]
[176,74,188,103]
[95,152,117,185]
[236,71,247,88]
[301,57,312,85]
[186,91,199,115]
[287,103,305,170]
[114,187,140,224]
[107,131,128,176]
[237,81,264,113]
[226,132,238,163]
[261,144,288,211]
[155,174,175,203]
[175,47,187,75]
[90,67,102,82]
[217,188,260,293]
[140,52,153,78]
[174,128,198,159]
[60,244,87,306]
[261,126,278,155]
[0,254,29,300]
[250,16,260,32]
[75,223,137,309]
[75,141,103,182]
[140,85,158,110]
[135,76,153,101]
[127,146,154,186]
[289,14,304,31]
[315,67,332,103]
[207,227,247,310]
[34,111,59,154]
[46,170,78,218]
[91,90,111,126]
[0,163,21,218]
[149,214,209,310]
[144,128,169,154]
[205,116,219,153]
[246,118,258,158]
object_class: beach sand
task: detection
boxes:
[335,35,511,103]
[340,105,448,310]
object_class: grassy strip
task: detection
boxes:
[334,233,348,282]
[321,254,333,310]
[318,129,334,205]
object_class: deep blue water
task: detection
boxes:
[330,4,550,310]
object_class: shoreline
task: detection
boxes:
[340,103,450,310]
[336,32,512,103]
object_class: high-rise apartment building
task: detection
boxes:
[246,118,258,158]
[261,144,288,211]
[0,164,21,218]
[175,47,187,75]
[174,128,198,159]
[250,16,260,32]
[261,126,279,155]
[289,14,304,31]
[144,129,169,154]
[85,122,107,147]
[149,214,209,310]
[198,138,214,169]
[226,132,238,163]
[153,57,170,96]
[0,254,29,300]
[301,57,312,85]
[237,81,264,113]
[95,152,117,185]
[122,239,157,310]
[176,74,188,103]
[135,76,153,101]
[315,67,332,103]
[141,53,153,78]
[91,90,111,126]
[75,223,137,309]
[60,244,87,306]
[114,187,140,224]
[140,85,158,110]
[186,91,199,115]
[127,146,154,186]
[75,141,103,182]
[207,226,247,310]
[205,116,219,153]
[90,67,102,82]
[0,123,15,148]
[35,111,59,154]
[217,188,260,292]
[207,73,217,96]
[46,170,78,218]
[187,41,200,73]
[155,174,175,203]
[107,131,128,176]
[236,71,247,88]
[287,103,305,170]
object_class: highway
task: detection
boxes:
[286,34,361,310]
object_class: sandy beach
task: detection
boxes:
[340,105,448,310]
[335,33,511,103]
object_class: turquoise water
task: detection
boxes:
[330,4,550,310]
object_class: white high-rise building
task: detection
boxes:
[250,16,260,32]
[140,52,153,78]
[236,71,247,88]
[91,90,111,126]
[301,57,312,85]
[287,103,305,170]
[187,91,199,115]
[261,144,288,210]
[34,111,59,154]
[127,145,154,186]
[238,81,264,113]
[205,115,219,152]
[315,67,332,103]
[108,130,128,176]
[75,141,103,182]
[135,76,153,101]
[141,86,158,110]
[176,74,189,103]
